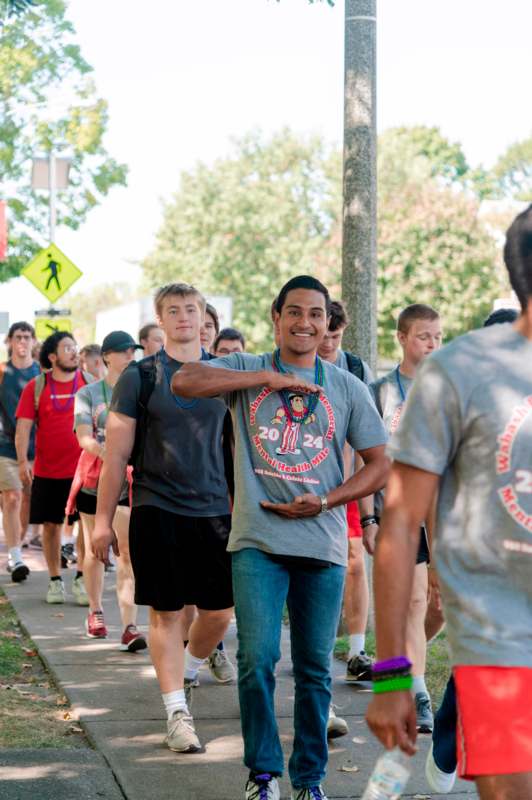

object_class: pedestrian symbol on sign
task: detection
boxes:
[43,255,61,292]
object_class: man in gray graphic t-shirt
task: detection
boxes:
[173,275,389,800]
[366,205,532,799]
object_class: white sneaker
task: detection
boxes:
[291,787,328,799]
[72,575,89,606]
[245,774,280,800]
[166,709,201,753]
[208,648,236,683]
[326,704,348,739]
[46,579,66,604]
[425,741,457,793]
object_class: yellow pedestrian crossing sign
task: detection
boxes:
[21,243,82,303]
[35,317,73,340]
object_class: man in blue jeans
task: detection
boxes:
[173,276,389,800]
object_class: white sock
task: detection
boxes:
[412,675,428,696]
[184,649,206,681]
[348,633,366,658]
[162,689,187,720]
[9,546,22,564]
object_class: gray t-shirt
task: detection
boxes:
[388,324,532,667]
[74,379,127,499]
[110,353,231,517]
[208,352,387,566]
[335,351,374,385]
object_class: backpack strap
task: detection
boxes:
[344,352,365,382]
[129,355,158,472]
[33,373,47,414]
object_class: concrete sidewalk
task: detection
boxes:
[1,558,477,799]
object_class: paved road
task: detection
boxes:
[0,550,477,799]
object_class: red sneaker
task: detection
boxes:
[120,624,147,653]
[86,611,107,639]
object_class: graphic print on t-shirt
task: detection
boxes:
[495,394,532,543]
[249,386,335,487]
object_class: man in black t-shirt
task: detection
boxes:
[92,283,234,755]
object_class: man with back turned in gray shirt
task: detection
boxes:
[366,206,532,800]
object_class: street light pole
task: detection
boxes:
[341,0,377,373]
[48,148,57,243]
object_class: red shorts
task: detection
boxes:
[454,665,532,779]
[347,501,362,539]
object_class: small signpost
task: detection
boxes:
[21,242,82,339]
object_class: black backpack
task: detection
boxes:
[128,352,235,499]
[344,352,365,382]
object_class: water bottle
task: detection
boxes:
[361,747,411,799]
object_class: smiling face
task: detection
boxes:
[397,317,443,367]
[275,288,329,359]
[158,293,203,345]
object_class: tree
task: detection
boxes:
[142,126,510,357]
[0,0,128,281]
[493,135,532,202]
[142,130,340,352]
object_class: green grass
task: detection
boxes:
[0,589,87,748]
[335,630,451,707]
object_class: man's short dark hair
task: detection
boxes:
[328,300,349,332]
[397,303,440,334]
[40,331,74,370]
[275,275,331,315]
[138,323,160,342]
[483,308,519,327]
[503,204,532,311]
[79,344,101,358]
[213,327,246,352]
[205,303,220,336]
[8,321,35,339]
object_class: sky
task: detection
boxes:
[3,0,532,322]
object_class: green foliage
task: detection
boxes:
[0,0,36,23]
[142,130,340,352]
[493,135,532,201]
[0,0,128,281]
[142,125,515,356]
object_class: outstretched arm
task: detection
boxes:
[172,361,321,398]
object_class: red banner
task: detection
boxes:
[0,201,6,262]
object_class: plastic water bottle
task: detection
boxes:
[361,748,411,799]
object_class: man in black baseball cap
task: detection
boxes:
[101,331,143,355]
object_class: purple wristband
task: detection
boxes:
[373,657,412,673]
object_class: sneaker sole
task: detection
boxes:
[74,598,90,607]
[120,638,148,653]
[166,740,202,754]
[46,595,65,604]
[345,674,372,683]
[417,723,434,734]
[208,670,235,684]
[12,565,30,583]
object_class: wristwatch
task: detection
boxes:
[320,495,328,514]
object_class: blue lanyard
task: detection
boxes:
[161,349,209,410]
[394,366,408,403]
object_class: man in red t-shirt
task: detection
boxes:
[15,331,90,605]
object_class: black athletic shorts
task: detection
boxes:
[76,490,129,516]
[129,506,233,612]
[30,476,78,525]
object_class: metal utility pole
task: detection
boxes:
[48,149,57,243]
[341,0,377,373]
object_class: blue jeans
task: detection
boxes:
[232,547,345,789]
